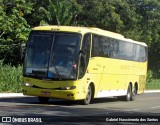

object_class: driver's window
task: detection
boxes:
[78,33,91,79]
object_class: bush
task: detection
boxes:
[146,70,160,90]
[0,60,22,92]
[147,70,153,84]
[146,79,160,90]
[0,45,22,66]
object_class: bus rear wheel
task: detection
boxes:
[117,85,132,101]
[125,85,132,101]
[38,97,49,104]
[131,85,136,101]
[81,85,92,105]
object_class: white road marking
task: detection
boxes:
[125,109,140,112]
[151,106,160,109]
[144,90,160,93]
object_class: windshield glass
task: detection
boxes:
[24,31,81,80]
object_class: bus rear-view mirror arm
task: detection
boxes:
[79,50,87,73]
[21,43,26,60]
[79,50,86,55]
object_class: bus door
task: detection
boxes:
[89,34,105,96]
[88,57,104,92]
[78,34,92,91]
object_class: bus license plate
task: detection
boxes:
[41,91,50,96]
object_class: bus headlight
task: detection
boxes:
[22,82,33,87]
[60,86,76,90]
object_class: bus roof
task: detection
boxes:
[33,26,123,38]
[123,38,147,47]
[33,25,147,47]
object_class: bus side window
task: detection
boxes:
[99,36,109,57]
[109,39,119,58]
[139,46,146,62]
[91,35,99,57]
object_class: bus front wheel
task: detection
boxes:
[38,97,49,104]
[81,85,92,105]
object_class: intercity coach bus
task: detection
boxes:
[22,26,148,105]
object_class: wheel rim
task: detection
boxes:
[131,86,136,101]
[128,91,131,100]
[127,86,131,101]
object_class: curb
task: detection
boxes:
[144,90,160,93]
[0,93,24,98]
[0,90,160,98]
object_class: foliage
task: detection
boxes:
[0,0,32,43]
[147,70,153,84]
[146,79,160,90]
[129,0,160,76]
[39,0,82,26]
[145,70,160,90]
[0,44,22,66]
[0,60,22,92]
[0,0,32,65]
[76,0,124,31]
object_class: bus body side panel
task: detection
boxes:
[136,61,148,94]
[87,57,147,98]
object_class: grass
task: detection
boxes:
[0,61,22,93]
[145,79,160,90]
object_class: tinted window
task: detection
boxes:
[99,36,110,57]
[92,35,100,57]
[91,34,147,62]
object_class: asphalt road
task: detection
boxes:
[0,93,160,125]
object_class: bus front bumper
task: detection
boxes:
[22,86,85,100]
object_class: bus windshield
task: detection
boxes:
[24,31,81,80]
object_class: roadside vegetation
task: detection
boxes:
[0,61,22,92]
[146,70,160,90]
[146,79,160,90]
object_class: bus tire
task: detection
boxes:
[81,85,92,105]
[38,97,49,104]
[131,85,136,101]
[125,84,132,101]
[118,85,132,101]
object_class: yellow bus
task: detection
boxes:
[22,26,148,105]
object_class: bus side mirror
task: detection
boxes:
[79,50,86,55]
[21,43,26,60]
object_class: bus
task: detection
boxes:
[22,26,148,105]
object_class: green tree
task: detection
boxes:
[0,0,33,65]
[134,0,160,78]
[39,0,82,26]
[76,0,125,32]
[24,0,50,27]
